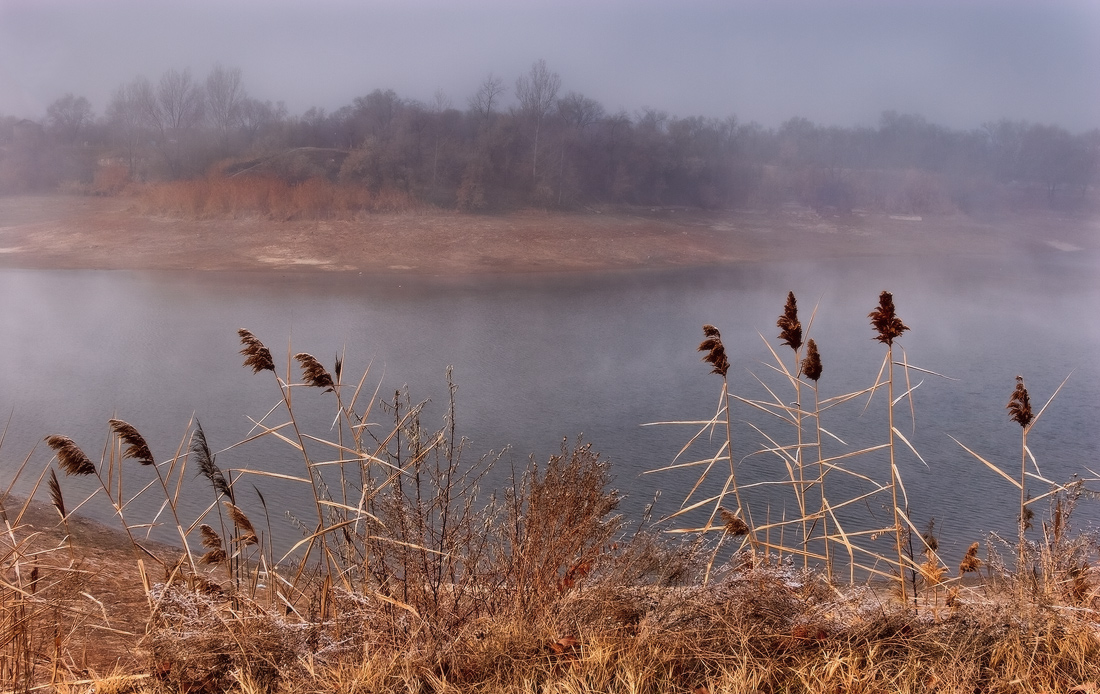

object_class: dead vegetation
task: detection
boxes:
[1,291,1099,693]
[134,175,420,220]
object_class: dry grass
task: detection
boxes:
[2,291,1098,693]
[135,175,420,220]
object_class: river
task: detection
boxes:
[1,247,1097,571]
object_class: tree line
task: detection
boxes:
[2,60,1098,214]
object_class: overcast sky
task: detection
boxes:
[1,0,1098,131]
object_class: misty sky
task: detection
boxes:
[1,0,1098,131]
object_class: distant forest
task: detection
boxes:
[2,60,1098,215]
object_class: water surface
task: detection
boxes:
[1,249,1097,569]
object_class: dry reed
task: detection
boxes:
[5,297,1096,693]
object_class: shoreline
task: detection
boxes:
[1,194,1096,276]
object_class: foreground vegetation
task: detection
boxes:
[1,291,1098,693]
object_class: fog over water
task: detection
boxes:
[1,0,1099,577]
[1,249,1097,567]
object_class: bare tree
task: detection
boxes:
[555,92,604,204]
[46,93,93,144]
[155,68,205,131]
[205,64,246,152]
[239,98,286,149]
[139,69,205,177]
[515,59,561,180]
[468,72,505,123]
[106,78,149,175]
[557,92,603,132]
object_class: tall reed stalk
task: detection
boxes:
[869,290,910,602]
[776,292,808,568]
[1007,376,1034,573]
[800,339,830,580]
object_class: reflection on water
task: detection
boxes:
[1,249,1097,568]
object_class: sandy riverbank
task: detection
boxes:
[1,194,1096,274]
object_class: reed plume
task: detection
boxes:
[776,291,803,351]
[869,290,908,602]
[45,435,96,476]
[225,502,259,546]
[776,292,810,568]
[1008,376,1034,572]
[191,421,232,501]
[801,339,822,382]
[108,419,155,466]
[199,524,228,565]
[1007,376,1033,428]
[719,508,749,537]
[698,325,729,377]
[801,337,829,577]
[869,291,909,345]
[238,328,275,373]
[959,542,982,575]
[295,353,335,390]
[47,468,66,519]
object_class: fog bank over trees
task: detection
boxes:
[2,60,1097,215]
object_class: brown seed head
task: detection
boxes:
[776,291,803,351]
[1006,375,1033,428]
[238,328,274,374]
[191,422,232,501]
[109,419,154,466]
[45,435,96,476]
[200,548,228,565]
[698,326,730,377]
[225,502,259,545]
[868,291,909,346]
[198,525,227,563]
[920,556,946,587]
[199,524,224,550]
[48,469,66,519]
[295,353,335,390]
[1020,503,1034,531]
[801,339,822,381]
[959,541,982,575]
[719,508,749,536]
